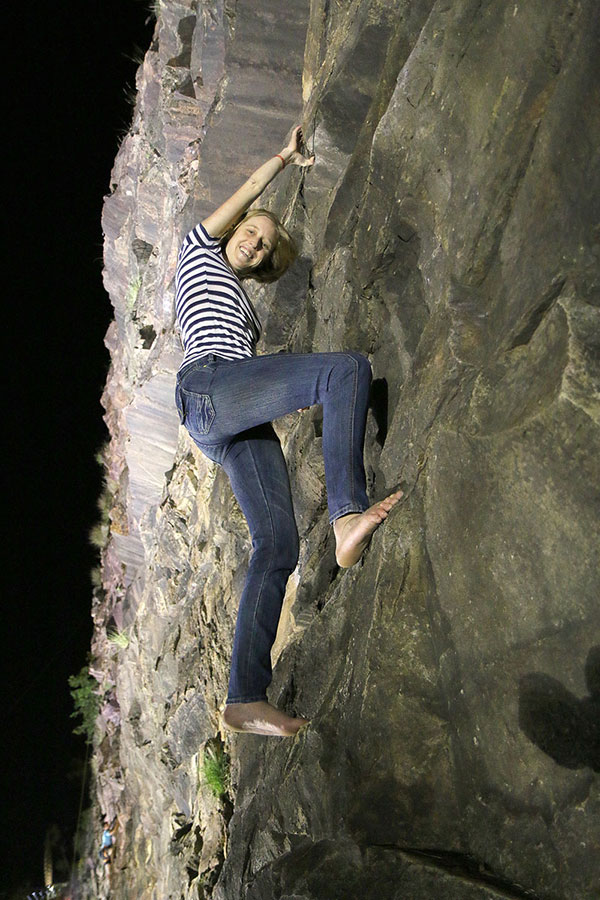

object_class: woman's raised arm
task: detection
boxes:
[202,125,314,238]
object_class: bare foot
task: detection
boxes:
[222,701,309,737]
[333,490,403,567]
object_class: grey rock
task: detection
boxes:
[86,1,600,898]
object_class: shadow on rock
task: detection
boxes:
[519,646,600,772]
[369,378,388,447]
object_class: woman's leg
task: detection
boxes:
[221,424,299,703]
[176,354,402,731]
[218,424,307,735]
[179,351,373,521]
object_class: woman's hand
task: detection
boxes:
[202,124,314,238]
[283,125,315,167]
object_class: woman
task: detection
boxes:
[175,125,402,737]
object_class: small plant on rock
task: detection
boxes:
[126,275,142,310]
[149,0,162,21]
[68,667,101,745]
[88,479,117,552]
[94,441,110,469]
[90,566,103,589]
[107,628,130,649]
[88,521,110,550]
[200,742,230,800]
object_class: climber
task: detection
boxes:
[174,124,403,737]
[98,818,117,866]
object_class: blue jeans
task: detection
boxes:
[175,351,371,703]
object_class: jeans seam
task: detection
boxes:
[338,352,359,513]
[241,440,276,700]
[348,353,358,511]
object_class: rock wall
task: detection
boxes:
[89,1,599,898]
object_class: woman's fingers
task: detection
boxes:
[287,125,302,151]
[286,125,315,166]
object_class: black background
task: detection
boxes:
[2,2,155,892]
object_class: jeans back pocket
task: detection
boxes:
[180,388,216,435]
[175,384,186,424]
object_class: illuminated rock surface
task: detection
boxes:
[88,1,599,897]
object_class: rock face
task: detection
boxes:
[88,1,599,898]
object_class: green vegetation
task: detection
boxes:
[94,441,110,468]
[88,480,116,551]
[125,43,146,66]
[90,566,103,589]
[200,743,230,800]
[68,667,101,745]
[89,446,118,581]
[123,82,138,109]
[97,480,117,515]
[88,521,110,549]
[107,628,130,649]
[126,274,142,310]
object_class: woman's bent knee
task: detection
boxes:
[342,351,372,384]
[353,350,372,371]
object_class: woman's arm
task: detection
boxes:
[202,125,314,238]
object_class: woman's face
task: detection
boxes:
[225,215,278,275]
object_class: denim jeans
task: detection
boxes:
[175,351,372,703]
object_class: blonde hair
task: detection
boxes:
[220,208,297,283]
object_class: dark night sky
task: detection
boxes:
[2,2,154,892]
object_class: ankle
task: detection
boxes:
[333,512,358,537]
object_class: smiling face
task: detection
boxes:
[225,215,279,275]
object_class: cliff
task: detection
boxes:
[86,1,600,898]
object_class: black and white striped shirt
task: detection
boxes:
[175,223,261,368]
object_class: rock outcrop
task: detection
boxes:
[87,1,599,898]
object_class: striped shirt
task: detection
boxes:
[175,223,261,369]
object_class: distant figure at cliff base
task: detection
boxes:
[174,125,402,737]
